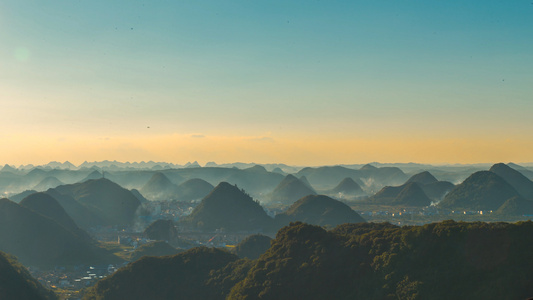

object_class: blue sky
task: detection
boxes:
[1,1,533,165]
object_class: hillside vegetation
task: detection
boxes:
[85,221,533,300]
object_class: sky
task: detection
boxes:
[1,0,533,166]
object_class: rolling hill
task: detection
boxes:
[275,195,366,228]
[129,241,183,262]
[85,221,533,300]
[140,172,179,201]
[0,198,119,267]
[52,178,141,227]
[85,247,248,300]
[19,192,93,242]
[370,182,431,207]
[182,182,273,232]
[326,177,365,198]
[438,171,521,211]
[490,163,533,199]
[32,176,64,192]
[232,234,272,260]
[269,174,317,205]
[0,251,57,299]
[176,178,214,201]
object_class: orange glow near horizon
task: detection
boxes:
[2,132,532,167]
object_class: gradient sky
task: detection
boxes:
[1,1,533,166]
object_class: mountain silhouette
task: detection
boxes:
[19,192,92,242]
[420,181,455,201]
[270,174,317,205]
[43,189,105,230]
[32,176,64,192]
[406,171,438,185]
[53,178,141,227]
[85,247,245,300]
[490,163,533,199]
[393,182,432,206]
[298,176,315,191]
[78,170,103,183]
[8,190,38,203]
[130,189,149,203]
[0,164,17,173]
[140,172,179,200]
[22,168,48,187]
[507,162,533,180]
[144,219,179,242]
[130,241,183,262]
[0,251,57,299]
[232,234,272,259]
[370,182,431,207]
[0,198,118,267]
[144,219,194,249]
[439,171,520,211]
[182,182,273,232]
[228,221,533,299]
[275,195,366,228]
[494,196,533,216]
[327,177,365,198]
[176,178,214,201]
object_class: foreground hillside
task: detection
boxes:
[85,221,533,300]
[0,198,120,267]
[0,251,57,300]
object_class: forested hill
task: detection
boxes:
[0,251,57,300]
[85,221,533,300]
